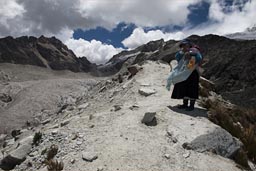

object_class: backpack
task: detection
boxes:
[190,45,204,67]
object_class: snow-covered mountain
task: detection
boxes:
[225,26,256,40]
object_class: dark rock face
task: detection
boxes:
[0,36,93,72]
[187,34,256,108]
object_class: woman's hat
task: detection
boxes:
[179,39,192,47]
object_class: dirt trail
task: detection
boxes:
[0,62,245,171]
[33,61,242,171]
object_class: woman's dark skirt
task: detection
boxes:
[171,70,199,99]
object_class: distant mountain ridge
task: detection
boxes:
[225,26,256,40]
[0,36,95,72]
[1,34,256,108]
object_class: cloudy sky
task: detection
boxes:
[0,0,255,64]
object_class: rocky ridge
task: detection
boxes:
[0,36,95,73]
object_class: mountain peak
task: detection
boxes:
[0,36,93,72]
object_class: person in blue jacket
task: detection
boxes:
[171,39,202,111]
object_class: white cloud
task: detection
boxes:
[122,0,256,49]
[0,0,25,36]
[0,0,202,64]
[55,28,74,42]
[1,0,256,64]
[52,28,122,64]
[0,0,255,40]
[78,0,201,29]
[208,0,225,22]
[0,0,202,38]
[0,0,25,24]
[65,38,123,64]
[122,27,185,49]
[186,0,256,35]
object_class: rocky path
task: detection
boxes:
[1,61,246,171]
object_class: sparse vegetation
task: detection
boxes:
[45,159,64,171]
[44,144,64,171]
[200,93,256,166]
[46,144,59,160]
[33,131,42,146]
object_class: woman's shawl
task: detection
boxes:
[166,49,201,91]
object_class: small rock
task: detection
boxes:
[27,161,33,167]
[82,152,98,162]
[113,105,122,111]
[106,80,112,84]
[172,137,178,143]
[182,142,192,150]
[89,125,95,128]
[11,130,21,138]
[71,133,78,140]
[78,103,89,110]
[70,159,75,164]
[97,166,104,171]
[50,124,59,129]
[60,119,70,127]
[164,154,170,159]
[99,86,106,93]
[127,65,143,79]
[41,119,51,125]
[138,88,156,96]
[0,93,12,103]
[76,141,83,145]
[167,130,173,137]
[183,151,190,158]
[141,112,157,126]
[51,130,58,135]
[127,65,140,76]
[29,151,38,157]
[140,83,151,87]
[78,133,84,138]
[129,105,139,110]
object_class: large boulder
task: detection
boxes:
[0,136,33,170]
[167,117,244,165]
[183,127,242,158]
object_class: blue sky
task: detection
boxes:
[72,1,210,49]
[73,23,137,48]
[0,0,255,64]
